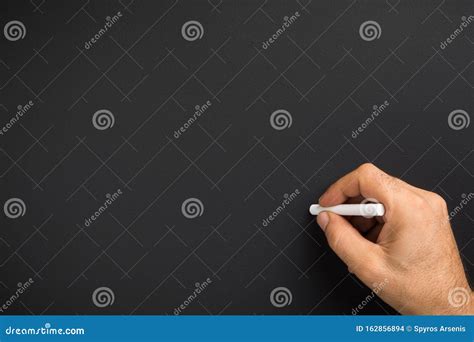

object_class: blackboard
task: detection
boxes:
[1,0,473,315]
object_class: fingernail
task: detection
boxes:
[317,212,329,231]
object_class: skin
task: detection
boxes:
[316,163,474,315]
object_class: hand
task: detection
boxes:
[317,163,473,315]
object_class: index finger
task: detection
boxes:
[319,163,404,214]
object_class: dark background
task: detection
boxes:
[0,0,473,315]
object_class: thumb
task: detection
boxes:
[317,212,382,279]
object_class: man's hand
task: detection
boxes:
[317,163,473,315]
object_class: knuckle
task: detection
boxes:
[430,193,447,209]
[430,192,446,206]
[357,163,378,176]
[411,194,429,210]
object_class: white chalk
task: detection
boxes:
[309,203,385,217]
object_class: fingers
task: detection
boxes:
[317,212,381,279]
[319,163,407,219]
[319,163,393,204]
[345,196,364,204]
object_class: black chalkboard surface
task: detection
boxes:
[1,0,472,315]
